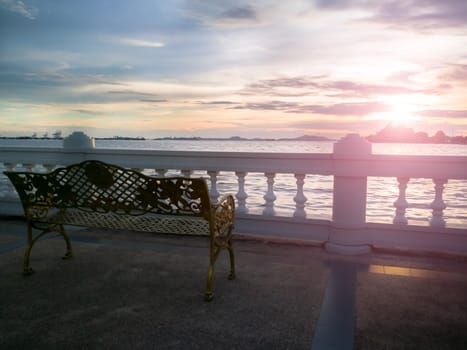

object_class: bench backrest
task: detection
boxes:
[5,160,212,219]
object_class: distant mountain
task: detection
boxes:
[277,134,333,141]
[367,124,467,144]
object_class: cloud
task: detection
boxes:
[313,0,364,9]
[71,109,105,115]
[249,76,322,89]
[231,100,390,116]
[326,81,420,97]
[439,63,467,81]
[0,0,38,19]
[231,100,300,111]
[239,76,323,97]
[110,37,165,48]
[386,70,418,84]
[312,0,467,30]
[240,76,425,98]
[220,5,257,20]
[417,109,467,119]
[292,102,391,116]
[107,90,164,102]
[180,1,260,27]
[197,100,240,105]
[99,35,165,48]
[372,0,467,30]
[139,99,168,103]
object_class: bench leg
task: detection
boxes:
[205,264,214,302]
[23,224,34,275]
[205,224,236,301]
[23,249,34,275]
[226,224,236,280]
[58,224,73,260]
[205,236,218,302]
[23,223,73,275]
[227,238,236,280]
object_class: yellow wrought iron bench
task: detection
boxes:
[4,160,236,301]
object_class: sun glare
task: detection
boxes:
[376,97,421,126]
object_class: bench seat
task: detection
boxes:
[43,210,211,236]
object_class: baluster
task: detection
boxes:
[3,163,18,198]
[293,174,307,218]
[393,177,409,225]
[4,163,17,171]
[235,171,248,214]
[155,169,167,177]
[181,169,193,178]
[207,171,220,203]
[43,164,56,173]
[263,172,276,216]
[430,178,447,227]
[22,163,35,172]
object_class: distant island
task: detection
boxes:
[1,128,466,144]
[0,134,333,142]
[367,124,467,145]
[152,134,333,142]
[0,130,64,140]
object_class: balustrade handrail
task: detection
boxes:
[1,146,466,179]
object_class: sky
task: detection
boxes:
[1,0,467,139]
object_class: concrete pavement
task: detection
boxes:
[1,217,466,349]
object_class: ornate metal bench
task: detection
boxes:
[4,160,236,301]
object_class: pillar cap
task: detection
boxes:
[333,133,372,158]
[63,131,95,150]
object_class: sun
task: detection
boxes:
[374,96,421,126]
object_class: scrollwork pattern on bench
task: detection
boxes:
[5,160,236,301]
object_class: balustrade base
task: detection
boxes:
[235,213,330,242]
[327,225,372,255]
[324,241,372,255]
[0,197,22,216]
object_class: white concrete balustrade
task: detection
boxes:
[1,132,466,256]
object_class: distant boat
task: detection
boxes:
[31,133,37,138]
[43,132,48,138]
[52,130,62,139]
